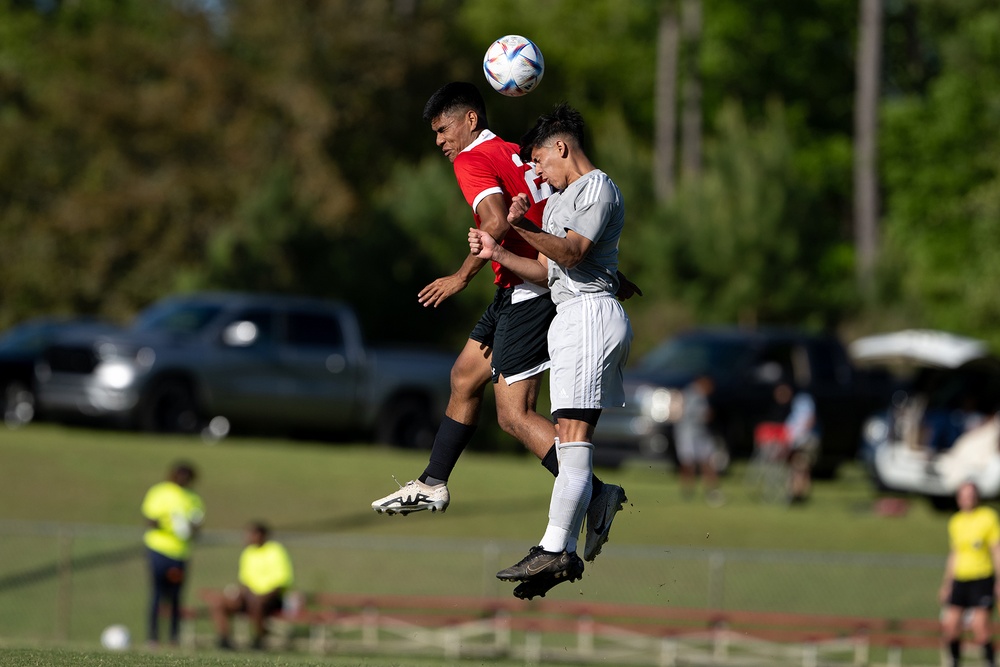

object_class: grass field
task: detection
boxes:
[0,423,955,665]
[0,423,950,553]
[0,646,559,667]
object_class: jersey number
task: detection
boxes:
[512,154,552,204]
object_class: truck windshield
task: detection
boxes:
[133,303,223,335]
[638,338,749,376]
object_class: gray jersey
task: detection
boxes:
[542,170,623,305]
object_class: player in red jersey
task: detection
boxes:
[371,84,632,579]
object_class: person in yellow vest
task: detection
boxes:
[940,481,1000,667]
[212,521,294,650]
[141,461,205,646]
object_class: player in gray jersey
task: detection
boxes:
[541,169,625,304]
[469,104,633,599]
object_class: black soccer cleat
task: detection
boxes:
[497,546,583,581]
[512,555,585,600]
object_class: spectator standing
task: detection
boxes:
[212,522,295,650]
[940,481,1000,667]
[141,461,204,646]
[675,375,722,505]
[783,385,818,502]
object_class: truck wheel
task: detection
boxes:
[377,396,436,449]
[139,379,201,434]
[2,380,35,427]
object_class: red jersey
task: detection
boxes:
[453,129,551,288]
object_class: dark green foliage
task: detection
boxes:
[0,0,996,352]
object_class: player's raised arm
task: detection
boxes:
[417,192,514,308]
[468,227,547,286]
[507,193,593,269]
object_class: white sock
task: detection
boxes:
[538,441,593,553]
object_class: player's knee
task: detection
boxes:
[451,364,489,396]
[495,408,524,437]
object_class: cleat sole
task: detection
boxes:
[513,571,584,600]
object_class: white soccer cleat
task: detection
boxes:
[583,483,627,562]
[371,479,450,516]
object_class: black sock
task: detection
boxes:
[540,443,604,495]
[419,417,477,484]
[950,639,961,665]
[985,641,995,666]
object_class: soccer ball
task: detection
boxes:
[483,35,544,97]
[100,624,131,650]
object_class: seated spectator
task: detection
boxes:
[212,522,294,650]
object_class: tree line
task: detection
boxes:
[0,0,997,353]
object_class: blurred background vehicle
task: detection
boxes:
[0,317,120,428]
[851,329,1000,506]
[592,327,892,477]
[35,292,454,447]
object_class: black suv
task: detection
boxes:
[592,327,891,476]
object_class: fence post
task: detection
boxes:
[708,551,725,610]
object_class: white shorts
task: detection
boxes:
[548,293,632,412]
[675,429,715,465]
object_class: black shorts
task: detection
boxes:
[237,589,285,616]
[470,286,555,384]
[950,576,996,609]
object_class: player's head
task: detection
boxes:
[169,461,197,487]
[520,103,586,159]
[424,82,488,163]
[423,82,488,126]
[246,521,270,545]
[957,480,981,510]
[520,103,588,190]
[773,383,793,405]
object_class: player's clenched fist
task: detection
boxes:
[507,193,531,225]
[468,228,499,260]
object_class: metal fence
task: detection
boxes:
[0,520,946,664]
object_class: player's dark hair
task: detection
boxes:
[520,103,585,159]
[170,461,197,484]
[423,82,488,128]
[248,521,270,539]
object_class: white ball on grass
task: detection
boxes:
[100,624,131,651]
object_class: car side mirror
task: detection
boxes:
[222,321,259,347]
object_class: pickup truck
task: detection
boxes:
[592,327,892,477]
[35,292,455,447]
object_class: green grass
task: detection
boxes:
[0,423,951,553]
[0,646,553,667]
[0,423,955,666]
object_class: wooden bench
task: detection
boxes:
[190,588,318,650]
